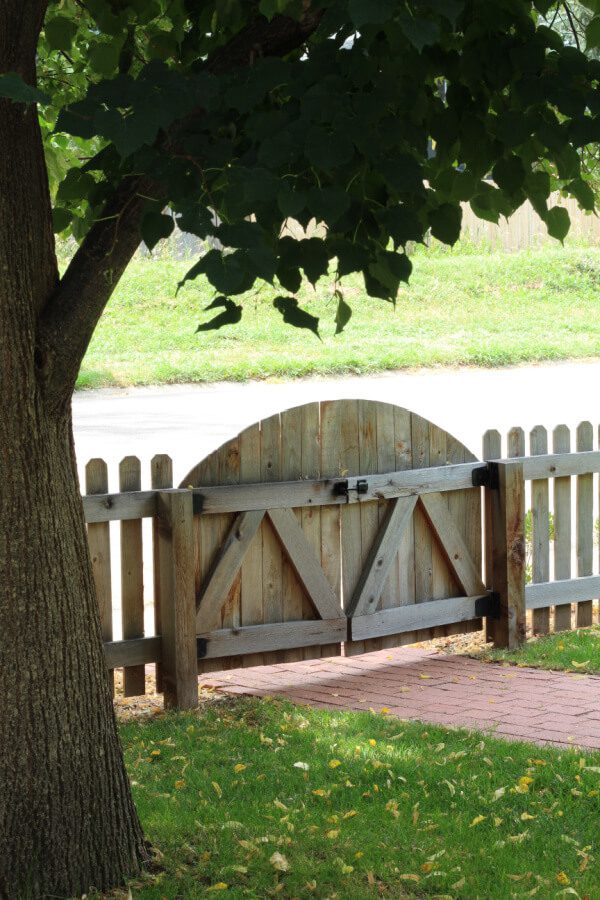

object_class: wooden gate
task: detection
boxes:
[181,400,487,672]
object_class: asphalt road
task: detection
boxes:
[73,360,599,488]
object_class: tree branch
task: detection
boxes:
[36,8,324,410]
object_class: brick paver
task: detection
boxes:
[201,646,600,750]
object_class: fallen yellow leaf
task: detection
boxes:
[368,739,377,747]
[326,829,339,839]
[211,781,222,798]
[174,780,185,790]
[421,862,434,873]
[470,815,486,827]
[270,851,289,872]
[571,660,590,669]
[521,812,536,821]
[329,759,342,769]
[206,884,228,892]
[556,872,570,885]
[234,763,247,774]
[399,874,420,882]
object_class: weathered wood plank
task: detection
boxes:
[576,422,594,627]
[104,637,162,669]
[486,460,526,649]
[194,460,484,514]
[120,456,145,697]
[483,430,502,643]
[376,402,401,650]
[261,412,284,664]
[419,492,486,597]
[521,450,600,480]
[151,454,173,692]
[347,496,418,618]
[357,399,382,653]
[267,507,342,621]
[429,425,455,638]
[280,405,307,662]
[320,401,344,658]
[83,490,156,523]
[351,594,493,642]
[339,400,364,655]
[302,402,331,659]
[393,406,416,644]
[412,414,433,641]
[552,426,572,631]
[196,510,265,634]
[197,618,347,660]
[526,575,600,609]
[86,458,114,695]
[239,423,264,667]
[157,491,198,709]
[217,435,242,668]
[530,425,550,635]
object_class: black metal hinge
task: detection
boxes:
[474,591,500,619]
[472,462,499,490]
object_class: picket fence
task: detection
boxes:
[83,402,600,710]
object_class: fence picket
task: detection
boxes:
[359,400,384,654]
[119,456,145,696]
[151,454,172,693]
[261,414,284,664]
[281,406,308,663]
[377,402,401,650]
[530,426,550,635]
[320,401,345,657]
[239,423,264,668]
[86,459,114,695]
[576,422,594,627]
[552,426,572,632]
[483,430,502,644]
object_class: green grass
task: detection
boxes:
[78,245,600,388]
[117,696,600,898]
[485,626,600,675]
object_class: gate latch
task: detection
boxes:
[332,478,369,499]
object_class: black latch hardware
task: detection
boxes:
[332,478,369,499]
[472,462,499,490]
[192,492,204,515]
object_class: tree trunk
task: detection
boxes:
[0,33,149,899]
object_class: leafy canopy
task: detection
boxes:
[2,0,600,335]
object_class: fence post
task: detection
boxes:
[156,490,198,710]
[485,460,526,649]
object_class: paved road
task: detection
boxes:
[73,360,599,486]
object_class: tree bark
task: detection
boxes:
[0,15,149,896]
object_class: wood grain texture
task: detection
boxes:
[552,426,572,632]
[351,594,491,641]
[239,423,264,667]
[119,456,145,697]
[483,430,502,643]
[319,401,345,659]
[197,618,346,659]
[419,492,486,597]
[280,405,307,662]
[487,460,526,649]
[151,454,173,692]
[576,422,594,627]
[261,413,284,664]
[86,459,114,695]
[530,426,550,635]
[526,575,600,608]
[358,399,383,653]
[158,491,198,709]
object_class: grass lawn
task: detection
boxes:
[485,626,600,676]
[78,245,600,389]
[117,696,600,898]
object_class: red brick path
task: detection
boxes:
[202,646,600,750]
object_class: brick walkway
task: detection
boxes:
[202,646,600,750]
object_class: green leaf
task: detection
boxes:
[44,15,78,51]
[51,207,74,233]
[585,16,600,50]
[196,297,243,332]
[398,14,440,52]
[567,178,596,212]
[546,206,570,243]
[89,41,123,76]
[367,250,412,300]
[492,156,526,195]
[141,211,174,251]
[429,203,462,245]
[334,292,352,335]
[348,0,395,26]
[273,295,320,339]
[377,206,424,246]
[0,73,49,105]
[306,187,351,226]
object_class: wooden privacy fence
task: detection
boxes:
[83,402,600,710]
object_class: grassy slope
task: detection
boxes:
[79,245,600,388]
[118,697,600,898]
[486,626,600,675]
